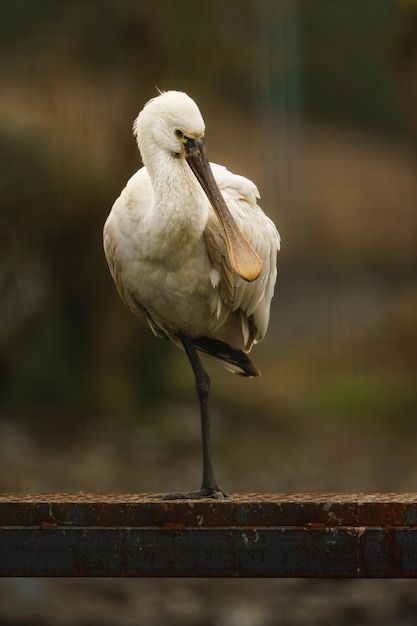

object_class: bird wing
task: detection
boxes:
[204,162,280,351]
[103,168,169,338]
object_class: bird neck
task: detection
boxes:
[146,150,209,239]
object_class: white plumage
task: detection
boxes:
[103,91,280,498]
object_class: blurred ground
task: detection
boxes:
[1,577,417,626]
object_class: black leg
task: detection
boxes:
[160,333,226,500]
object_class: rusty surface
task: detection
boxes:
[1,492,416,528]
[1,493,416,578]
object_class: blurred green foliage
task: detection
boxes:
[301,0,403,131]
[0,0,415,427]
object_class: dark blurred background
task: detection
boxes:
[1,1,417,624]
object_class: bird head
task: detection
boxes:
[133,91,262,282]
[133,90,206,160]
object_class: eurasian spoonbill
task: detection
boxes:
[103,90,280,499]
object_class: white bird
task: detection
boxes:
[103,90,280,499]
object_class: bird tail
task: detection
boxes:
[192,337,260,378]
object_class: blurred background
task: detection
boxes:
[1,0,417,624]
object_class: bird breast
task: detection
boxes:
[105,166,219,336]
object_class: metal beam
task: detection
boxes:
[1,493,416,577]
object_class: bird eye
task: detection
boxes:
[175,128,184,139]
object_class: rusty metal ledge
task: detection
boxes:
[1,493,416,578]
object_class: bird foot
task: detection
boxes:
[150,487,228,500]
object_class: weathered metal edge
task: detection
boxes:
[1,526,416,578]
[1,493,416,528]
